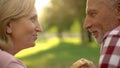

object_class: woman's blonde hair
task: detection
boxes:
[0,0,35,50]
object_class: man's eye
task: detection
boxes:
[87,11,97,18]
[89,13,96,17]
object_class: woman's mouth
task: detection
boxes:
[33,34,38,41]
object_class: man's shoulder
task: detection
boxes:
[108,26,120,36]
[102,26,120,43]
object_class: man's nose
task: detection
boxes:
[83,18,92,30]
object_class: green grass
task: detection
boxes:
[16,37,100,68]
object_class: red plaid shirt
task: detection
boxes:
[99,26,120,68]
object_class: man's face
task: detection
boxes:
[84,0,119,43]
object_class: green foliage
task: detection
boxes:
[41,0,87,33]
[70,20,81,33]
[17,37,100,68]
[44,20,81,33]
[40,0,92,44]
[45,26,58,33]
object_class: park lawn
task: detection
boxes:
[16,37,100,68]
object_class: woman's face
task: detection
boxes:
[7,9,42,49]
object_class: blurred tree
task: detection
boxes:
[42,0,75,38]
[41,0,92,44]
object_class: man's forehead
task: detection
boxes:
[86,0,106,13]
[86,0,110,9]
[87,0,106,5]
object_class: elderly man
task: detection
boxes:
[71,0,120,68]
[84,0,120,68]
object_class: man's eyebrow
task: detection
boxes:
[86,9,97,14]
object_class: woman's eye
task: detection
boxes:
[30,16,37,23]
[31,17,36,23]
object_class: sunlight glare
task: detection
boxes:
[35,0,51,16]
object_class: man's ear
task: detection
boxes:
[6,22,12,34]
[115,2,120,20]
[116,3,120,15]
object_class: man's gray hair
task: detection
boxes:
[111,0,119,5]
[107,0,120,9]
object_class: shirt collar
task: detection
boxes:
[101,25,120,44]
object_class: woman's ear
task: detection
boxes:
[6,22,12,34]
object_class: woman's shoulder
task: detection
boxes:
[0,49,24,68]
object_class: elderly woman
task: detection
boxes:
[0,0,42,68]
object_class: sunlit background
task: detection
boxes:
[16,0,100,68]
[35,0,51,16]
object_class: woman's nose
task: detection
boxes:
[35,22,43,32]
[36,25,43,32]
